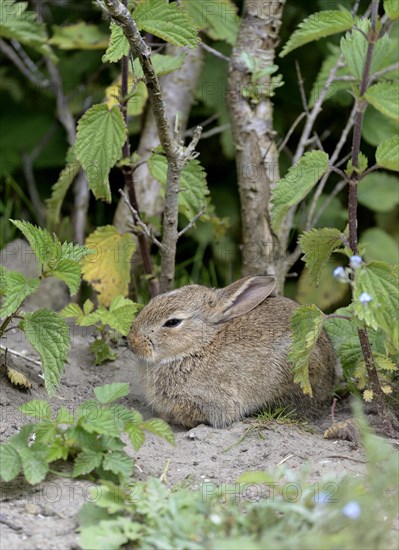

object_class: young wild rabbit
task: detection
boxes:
[128,276,336,428]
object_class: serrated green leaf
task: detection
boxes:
[362,106,398,146]
[10,219,60,267]
[46,440,69,462]
[20,400,51,420]
[0,443,22,481]
[19,309,70,396]
[32,422,58,445]
[376,135,399,172]
[0,1,56,60]
[102,451,133,479]
[94,383,130,405]
[134,0,199,48]
[360,228,399,264]
[103,21,129,63]
[182,0,238,45]
[56,407,74,424]
[90,339,117,365]
[148,153,209,220]
[79,517,130,550]
[271,151,329,231]
[49,22,108,50]
[60,303,84,321]
[75,104,127,202]
[50,258,81,295]
[60,242,92,262]
[46,159,80,227]
[80,408,121,436]
[346,151,368,176]
[18,447,49,485]
[288,305,326,396]
[299,228,343,285]
[280,10,354,58]
[141,418,175,445]
[73,449,103,477]
[384,0,399,20]
[0,265,6,295]
[110,405,142,426]
[125,422,145,451]
[0,270,39,318]
[358,172,399,212]
[365,82,399,122]
[374,353,398,371]
[108,296,141,335]
[83,299,95,315]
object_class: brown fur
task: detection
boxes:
[128,276,336,428]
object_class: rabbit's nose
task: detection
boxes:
[128,331,153,358]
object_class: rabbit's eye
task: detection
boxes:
[163,318,182,328]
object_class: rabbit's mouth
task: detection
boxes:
[128,331,155,361]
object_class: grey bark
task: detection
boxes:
[228,0,286,291]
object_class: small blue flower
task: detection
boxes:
[350,255,363,270]
[333,266,348,282]
[342,501,361,519]
[359,292,372,304]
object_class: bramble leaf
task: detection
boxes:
[141,418,175,445]
[75,105,126,202]
[19,309,70,396]
[103,21,129,63]
[299,228,343,285]
[94,383,130,405]
[365,82,399,121]
[182,0,239,45]
[125,422,145,451]
[90,340,117,365]
[73,449,103,477]
[0,269,39,317]
[288,305,326,396]
[102,451,133,479]
[271,151,329,231]
[0,444,22,481]
[280,10,354,57]
[20,400,51,420]
[376,135,399,172]
[18,447,49,485]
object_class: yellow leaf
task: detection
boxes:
[363,389,374,402]
[7,367,32,390]
[381,385,392,395]
[81,226,135,307]
[105,77,148,116]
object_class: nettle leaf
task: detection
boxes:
[47,159,80,227]
[141,418,175,445]
[148,153,209,219]
[10,219,60,266]
[49,23,108,50]
[384,0,399,20]
[365,82,399,122]
[0,270,39,318]
[271,151,329,231]
[103,21,129,63]
[90,340,117,365]
[20,400,51,420]
[80,297,140,336]
[73,449,103,477]
[288,305,326,396]
[0,0,55,60]
[299,228,343,285]
[182,0,239,45]
[353,262,399,348]
[376,135,399,172]
[0,443,22,481]
[134,0,199,48]
[358,172,399,212]
[94,383,130,405]
[51,258,81,296]
[19,309,70,396]
[81,226,136,307]
[280,10,354,58]
[75,105,127,202]
[102,451,133,479]
[61,242,92,263]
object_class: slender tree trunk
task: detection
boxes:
[228,0,286,291]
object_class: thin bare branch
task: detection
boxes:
[119,189,163,249]
[177,206,206,238]
[0,39,49,88]
[277,112,306,154]
[200,42,230,62]
[295,61,309,115]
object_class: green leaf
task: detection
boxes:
[20,400,51,420]
[133,53,186,79]
[18,447,49,485]
[60,303,84,321]
[182,0,239,45]
[271,151,329,231]
[103,21,129,63]
[280,10,354,58]
[49,23,108,50]
[73,449,103,477]
[50,258,81,295]
[0,270,39,318]
[125,422,145,451]
[374,353,398,371]
[0,1,56,60]
[102,451,133,479]
[79,408,121,436]
[148,154,209,219]
[90,340,117,366]
[79,518,130,550]
[299,228,343,285]
[19,309,70,396]
[80,297,140,336]
[134,0,199,48]
[0,443,22,481]
[362,106,398,146]
[94,383,130,405]
[376,135,399,172]
[308,46,351,107]
[46,159,81,227]
[358,172,399,212]
[75,104,127,202]
[32,422,58,445]
[61,242,93,262]
[353,262,399,336]
[288,305,326,396]
[384,0,399,20]
[346,151,368,176]
[56,407,74,424]
[110,405,142,426]
[360,228,399,264]
[10,219,60,266]
[365,82,399,122]
[141,418,175,445]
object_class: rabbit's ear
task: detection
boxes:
[210,276,276,323]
